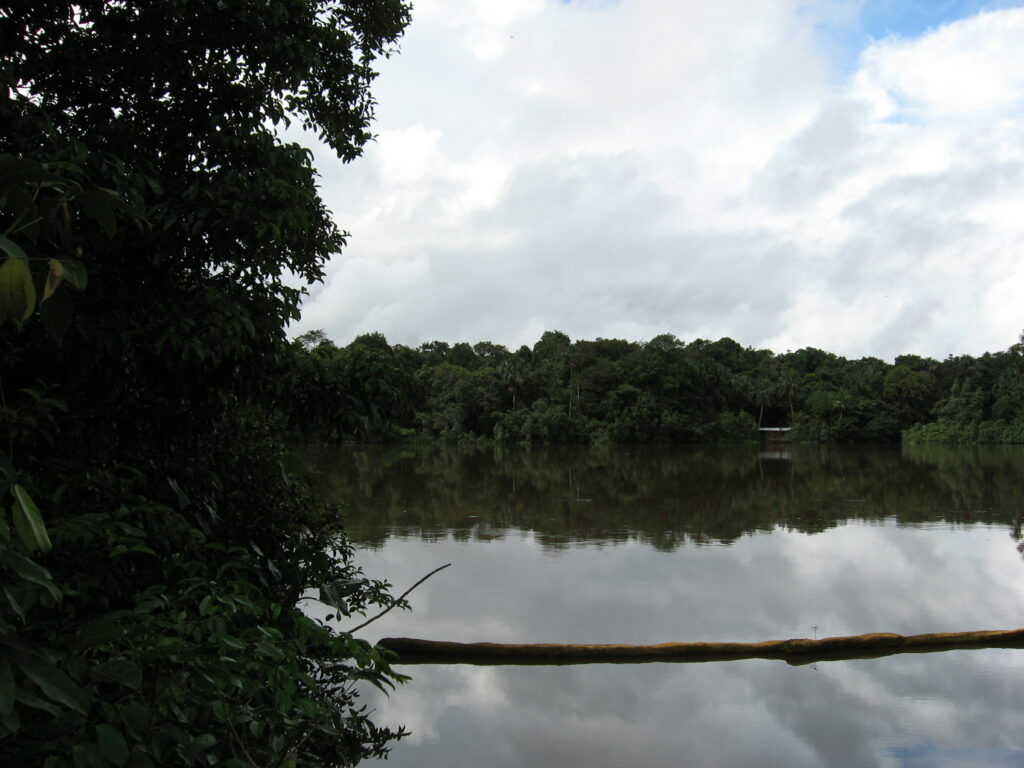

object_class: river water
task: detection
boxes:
[305,443,1024,767]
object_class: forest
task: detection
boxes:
[284,329,1024,445]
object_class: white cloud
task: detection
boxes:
[294,1,1024,361]
[375,125,444,185]
[857,8,1024,118]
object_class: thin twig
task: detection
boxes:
[346,563,451,635]
[271,719,323,768]
[225,713,259,767]
[3,215,43,238]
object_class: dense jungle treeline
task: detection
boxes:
[285,329,1024,445]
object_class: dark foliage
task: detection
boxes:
[1,1,413,765]
[285,329,1024,445]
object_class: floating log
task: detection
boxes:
[378,629,1024,666]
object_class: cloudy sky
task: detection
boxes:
[291,0,1024,362]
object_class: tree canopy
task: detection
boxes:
[284,329,1024,446]
[2,1,413,765]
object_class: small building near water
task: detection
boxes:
[759,427,792,443]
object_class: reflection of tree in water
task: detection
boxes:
[902,443,1024,560]
[299,444,1024,554]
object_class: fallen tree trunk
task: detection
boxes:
[378,629,1024,666]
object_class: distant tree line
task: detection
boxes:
[283,330,1024,444]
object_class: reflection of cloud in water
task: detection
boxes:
[348,521,1024,766]
[321,446,1024,765]
[367,650,1024,768]
[354,524,1024,645]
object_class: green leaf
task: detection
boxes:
[96,723,130,766]
[255,639,278,658]
[167,477,189,508]
[0,234,26,261]
[39,282,73,343]
[0,705,19,735]
[0,154,64,185]
[15,688,62,717]
[319,578,366,613]
[240,314,256,338]
[12,484,52,553]
[318,590,347,615]
[10,648,89,714]
[0,177,37,222]
[0,550,61,602]
[275,679,294,712]
[295,697,320,717]
[191,733,217,752]
[0,448,15,480]
[118,701,149,739]
[72,742,107,768]
[76,189,119,237]
[345,636,372,666]
[90,660,142,690]
[3,586,26,621]
[0,256,36,323]
[58,257,88,291]
[210,700,229,723]
[158,723,190,757]
[73,619,125,650]
[0,655,14,716]
[41,258,63,302]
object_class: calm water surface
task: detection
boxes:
[305,444,1024,767]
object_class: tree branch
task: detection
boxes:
[346,563,451,635]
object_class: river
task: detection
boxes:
[304,443,1024,767]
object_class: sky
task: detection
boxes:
[289,0,1024,362]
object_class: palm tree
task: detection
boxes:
[778,370,800,425]
[751,380,773,428]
